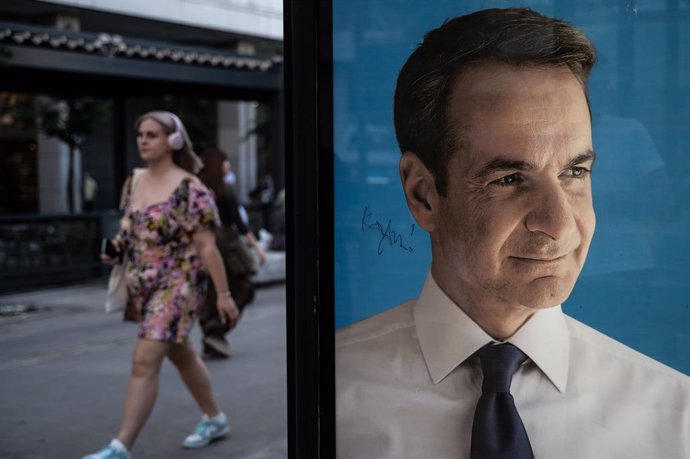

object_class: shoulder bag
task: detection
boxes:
[105,168,144,313]
[216,226,258,278]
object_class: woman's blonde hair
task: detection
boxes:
[135,111,203,174]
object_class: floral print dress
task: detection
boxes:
[116,175,219,344]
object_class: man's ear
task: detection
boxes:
[399,152,439,232]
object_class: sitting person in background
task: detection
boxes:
[248,166,275,233]
[269,189,285,251]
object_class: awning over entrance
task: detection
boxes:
[0,21,282,97]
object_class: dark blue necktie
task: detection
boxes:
[471,343,534,459]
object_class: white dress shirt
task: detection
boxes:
[336,274,690,458]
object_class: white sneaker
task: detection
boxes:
[182,413,230,448]
[83,439,131,459]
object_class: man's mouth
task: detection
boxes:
[510,254,567,263]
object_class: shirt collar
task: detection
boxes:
[414,272,570,393]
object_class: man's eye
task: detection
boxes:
[566,167,589,178]
[492,173,523,186]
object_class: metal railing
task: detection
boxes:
[0,212,120,292]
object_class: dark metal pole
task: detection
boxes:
[284,0,335,457]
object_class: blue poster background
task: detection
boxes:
[333,0,690,375]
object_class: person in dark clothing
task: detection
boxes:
[269,189,286,251]
[248,166,275,233]
[198,149,266,358]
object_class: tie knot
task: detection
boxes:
[476,343,527,393]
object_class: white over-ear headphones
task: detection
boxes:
[167,112,185,151]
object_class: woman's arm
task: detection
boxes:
[243,231,267,267]
[193,228,240,327]
[101,174,136,265]
[218,186,267,266]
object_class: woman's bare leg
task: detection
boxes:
[167,342,222,417]
[116,339,170,450]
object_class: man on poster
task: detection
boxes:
[336,8,690,459]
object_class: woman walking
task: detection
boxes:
[84,111,238,459]
[197,149,266,358]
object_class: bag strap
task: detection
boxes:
[119,168,145,210]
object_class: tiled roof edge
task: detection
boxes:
[0,21,281,72]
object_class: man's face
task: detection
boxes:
[431,63,595,312]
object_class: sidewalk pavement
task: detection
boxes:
[0,279,287,459]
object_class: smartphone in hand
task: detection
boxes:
[101,238,122,261]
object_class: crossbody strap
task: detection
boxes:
[119,168,145,210]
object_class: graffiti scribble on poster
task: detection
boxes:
[361,205,415,255]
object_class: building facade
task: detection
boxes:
[0,0,284,291]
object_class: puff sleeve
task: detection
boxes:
[178,177,220,234]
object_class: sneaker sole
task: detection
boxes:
[182,425,231,449]
[203,337,231,357]
[202,351,230,360]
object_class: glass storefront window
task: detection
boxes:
[0,93,39,214]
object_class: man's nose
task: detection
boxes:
[524,184,576,241]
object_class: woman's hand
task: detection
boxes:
[244,233,267,267]
[100,241,122,265]
[194,229,240,327]
[217,293,240,329]
[255,246,267,267]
